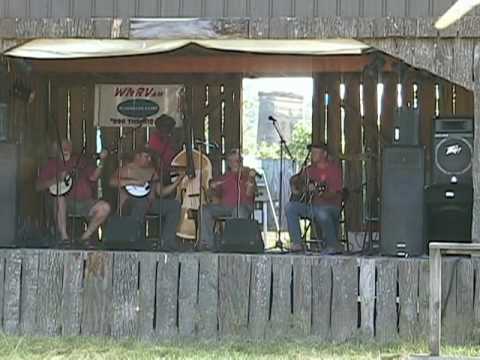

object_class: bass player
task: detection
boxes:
[286,143,343,253]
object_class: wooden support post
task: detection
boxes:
[429,247,442,356]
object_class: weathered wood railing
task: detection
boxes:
[429,242,480,356]
[0,249,478,344]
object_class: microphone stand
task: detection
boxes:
[269,117,295,252]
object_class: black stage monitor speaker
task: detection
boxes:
[0,143,18,247]
[217,219,264,253]
[103,215,148,250]
[381,145,425,257]
[392,108,421,145]
[432,117,473,185]
[425,184,472,243]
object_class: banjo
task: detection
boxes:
[124,178,163,198]
[48,175,73,196]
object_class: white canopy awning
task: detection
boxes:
[5,39,369,59]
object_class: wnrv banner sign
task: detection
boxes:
[94,84,184,127]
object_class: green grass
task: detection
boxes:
[0,336,479,359]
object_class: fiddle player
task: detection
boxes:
[286,143,343,253]
[109,147,183,251]
[35,139,111,243]
[198,148,256,251]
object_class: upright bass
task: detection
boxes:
[171,124,212,240]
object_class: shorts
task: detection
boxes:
[66,199,96,218]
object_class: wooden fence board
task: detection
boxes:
[267,256,293,339]
[376,259,398,343]
[326,74,341,158]
[19,250,39,335]
[343,73,362,231]
[380,73,396,146]
[197,254,218,339]
[418,259,430,337]
[218,254,251,338]
[223,78,241,152]
[81,252,113,336]
[417,78,436,180]
[0,253,5,332]
[473,259,480,343]
[69,86,85,152]
[455,85,474,116]
[398,259,419,341]
[206,83,223,177]
[62,251,84,336]
[441,258,458,344]
[311,257,332,341]
[359,258,375,339]
[439,80,453,117]
[156,254,179,339]
[3,250,22,335]
[112,252,139,337]
[331,257,357,342]
[36,250,64,336]
[313,73,327,144]
[248,255,271,340]
[178,254,199,338]
[455,259,474,344]
[292,257,312,337]
[137,252,158,340]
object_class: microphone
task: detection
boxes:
[268,115,278,122]
[195,139,219,149]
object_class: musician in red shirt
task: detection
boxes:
[198,148,256,251]
[286,143,343,253]
[36,139,110,242]
[147,114,177,175]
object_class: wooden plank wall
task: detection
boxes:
[0,249,478,345]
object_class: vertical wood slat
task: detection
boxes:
[418,78,436,183]
[398,259,419,341]
[381,73,397,146]
[19,250,39,335]
[267,256,293,339]
[473,259,480,343]
[439,81,453,117]
[343,73,362,231]
[190,81,206,145]
[112,252,139,337]
[62,251,84,336]
[218,254,251,338]
[326,74,341,158]
[81,252,113,336]
[156,254,179,339]
[3,250,22,335]
[441,258,457,344]
[311,258,332,341]
[223,77,242,152]
[69,86,85,153]
[248,255,271,340]
[312,73,326,144]
[36,250,64,336]
[418,259,430,337]
[455,85,474,116]
[137,252,158,340]
[0,252,4,332]
[359,258,375,339]
[376,259,398,343]
[53,84,69,142]
[178,254,199,338]
[331,257,357,342]
[83,83,96,154]
[197,254,218,339]
[362,76,379,219]
[456,259,474,344]
[292,257,312,336]
[206,83,223,177]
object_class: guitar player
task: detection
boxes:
[36,139,110,243]
[109,147,183,251]
[285,143,343,253]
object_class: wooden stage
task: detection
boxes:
[0,249,477,344]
